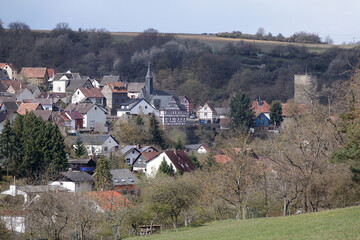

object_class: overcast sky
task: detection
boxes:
[1,0,359,44]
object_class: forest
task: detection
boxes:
[2,21,360,106]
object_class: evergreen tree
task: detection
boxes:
[270,100,283,127]
[0,119,16,175]
[136,114,144,126]
[189,152,200,168]
[93,156,113,190]
[74,137,86,158]
[230,93,255,130]
[149,113,165,149]
[158,158,175,176]
[175,137,183,150]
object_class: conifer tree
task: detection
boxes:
[230,93,255,130]
[270,100,283,127]
[189,152,200,168]
[93,156,113,191]
[149,113,165,149]
[0,119,16,175]
[175,137,183,150]
[74,137,86,158]
[158,158,175,176]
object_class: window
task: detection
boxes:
[104,147,108,152]
[126,158,131,164]
[96,99,102,104]
[145,106,147,109]
[95,107,97,110]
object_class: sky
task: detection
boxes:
[1,0,359,44]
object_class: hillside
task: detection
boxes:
[131,206,360,240]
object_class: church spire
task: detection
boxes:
[145,62,153,94]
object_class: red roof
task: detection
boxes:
[0,80,24,91]
[79,87,104,98]
[65,110,83,120]
[106,82,128,93]
[143,151,162,163]
[87,191,132,211]
[17,103,43,115]
[0,63,17,71]
[47,68,55,78]
[164,150,196,174]
[20,67,47,78]
[251,100,270,116]
[213,155,229,164]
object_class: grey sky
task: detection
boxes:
[1,0,359,44]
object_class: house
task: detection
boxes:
[48,171,93,193]
[23,98,53,110]
[179,96,194,117]
[86,191,131,213]
[37,92,67,105]
[12,88,35,101]
[60,110,84,132]
[121,145,141,165]
[139,145,158,153]
[282,103,307,118]
[116,98,156,117]
[65,103,108,132]
[26,83,42,96]
[73,134,119,156]
[138,65,187,126]
[146,150,195,177]
[0,210,26,233]
[52,70,82,93]
[99,75,121,87]
[72,87,105,106]
[68,158,96,173]
[132,151,161,173]
[16,102,43,115]
[185,144,210,154]
[214,107,230,119]
[65,78,93,93]
[197,102,217,123]
[1,184,69,204]
[251,98,272,130]
[0,63,17,80]
[219,118,231,130]
[19,67,49,85]
[101,82,129,113]
[110,169,138,195]
[127,82,146,99]
[0,80,24,94]
[32,110,53,122]
[90,79,100,88]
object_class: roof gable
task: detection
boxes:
[20,67,47,78]
[164,150,195,174]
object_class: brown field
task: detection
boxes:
[32,30,355,53]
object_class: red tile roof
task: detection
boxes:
[20,67,47,78]
[65,110,83,120]
[79,87,104,98]
[17,103,43,115]
[251,100,270,116]
[0,63,17,71]
[87,191,132,212]
[143,151,162,163]
[213,155,229,164]
[47,68,55,78]
[107,82,127,93]
[0,80,24,91]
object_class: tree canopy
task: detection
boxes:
[230,93,255,130]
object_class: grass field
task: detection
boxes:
[32,30,355,53]
[130,206,360,240]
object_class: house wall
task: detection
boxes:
[255,113,271,128]
[53,80,68,93]
[49,181,76,192]
[1,216,25,233]
[49,181,92,192]
[132,155,146,172]
[72,89,86,103]
[16,89,34,101]
[42,104,53,110]
[2,65,17,80]
[1,185,29,203]
[146,152,177,177]
[197,103,216,123]
[198,146,208,154]
[83,105,108,132]
[102,136,119,154]
[163,98,186,126]
[131,100,156,115]
[128,92,140,99]
[124,149,140,165]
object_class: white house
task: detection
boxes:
[116,99,156,117]
[146,150,195,177]
[120,145,141,165]
[48,171,93,193]
[73,134,119,156]
[71,87,105,106]
[0,212,26,233]
[197,102,217,124]
[185,144,210,154]
[65,103,108,132]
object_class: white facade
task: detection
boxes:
[75,136,118,156]
[197,145,208,154]
[146,152,177,178]
[53,76,69,93]
[117,99,156,117]
[1,185,29,203]
[1,216,25,233]
[197,103,216,123]
[49,181,92,193]
[72,89,86,103]
[82,105,108,132]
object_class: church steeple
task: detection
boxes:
[145,62,153,94]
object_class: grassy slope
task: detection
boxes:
[33,30,355,53]
[131,206,360,240]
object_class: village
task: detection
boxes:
[0,61,321,237]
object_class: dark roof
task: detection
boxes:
[60,171,93,182]
[66,79,92,92]
[68,158,95,164]
[32,110,52,121]
[99,75,121,87]
[0,110,6,123]
[1,101,18,112]
[65,103,103,114]
[72,134,118,145]
[120,145,138,155]
[53,72,81,81]
[110,169,138,186]
[185,144,202,151]
[165,150,195,174]
[127,82,146,92]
